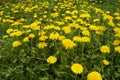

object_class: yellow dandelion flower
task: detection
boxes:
[14,31,23,37]
[80,13,91,18]
[23,37,29,42]
[43,15,47,18]
[93,18,100,22]
[22,25,30,28]
[81,37,90,42]
[59,36,66,41]
[103,60,110,65]
[114,27,120,32]
[71,63,83,74]
[39,35,48,41]
[82,30,90,36]
[34,13,37,18]
[97,26,106,31]
[62,26,71,34]
[100,45,110,53]
[29,33,35,38]
[38,42,47,49]
[87,71,103,80]
[12,41,22,47]
[108,20,115,27]
[95,31,103,35]
[89,25,98,31]
[51,12,59,18]
[6,28,13,34]
[95,8,102,13]
[3,35,8,39]
[115,46,120,53]
[39,30,46,36]
[62,39,76,49]
[73,36,82,42]
[65,16,72,21]
[113,40,120,46]
[49,32,60,40]
[47,56,57,64]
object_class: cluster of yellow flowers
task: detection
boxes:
[47,56,103,80]
[1,0,120,79]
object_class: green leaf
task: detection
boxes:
[39,77,49,80]
[39,64,49,71]
[115,72,120,78]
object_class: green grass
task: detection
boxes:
[0,0,120,80]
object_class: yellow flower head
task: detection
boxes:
[51,12,59,18]
[113,40,120,46]
[93,18,100,22]
[38,42,47,49]
[80,13,91,18]
[73,36,82,42]
[108,20,115,27]
[59,36,66,41]
[23,37,29,42]
[100,45,110,53]
[29,33,35,38]
[14,30,23,37]
[62,26,71,34]
[71,63,83,74]
[6,28,13,34]
[47,56,57,64]
[39,35,48,41]
[62,39,76,49]
[103,60,110,65]
[3,35,8,39]
[87,71,103,80]
[81,37,90,42]
[82,30,90,36]
[12,41,22,47]
[49,32,60,40]
[115,46,120,53]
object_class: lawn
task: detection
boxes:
[0,0,120,80]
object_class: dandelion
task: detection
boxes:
[81,37,90,42]
[73,36,82,42]
[47,56,57,64]
[93,18,100,22]
[3,35,8,39]
[14,30,23,37]
[6,28,13,34]
[80,13,91,18]
[49,32,60,40]
[89,25,98,31]
[34,13,37,18]
[59,36,66,41]
[51,12,59,18]
[71,63,83,74]
[62,26,71,34]
[87,71,103,80]
[62,39,76,49]
[38,42,47,49]
[100,45,110,53]
[113,40,120,46]
[82,30,90,36]
[95,31,103,35]
[12,41,22,47]
[39,35,48,41]
[23,37,29,42]
[39,30,46,36]
[108,20,115,27]
[29,33,35,38]
[103,60,110,65]
[115,46,120,53]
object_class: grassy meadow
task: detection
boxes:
[0,0,120,80]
